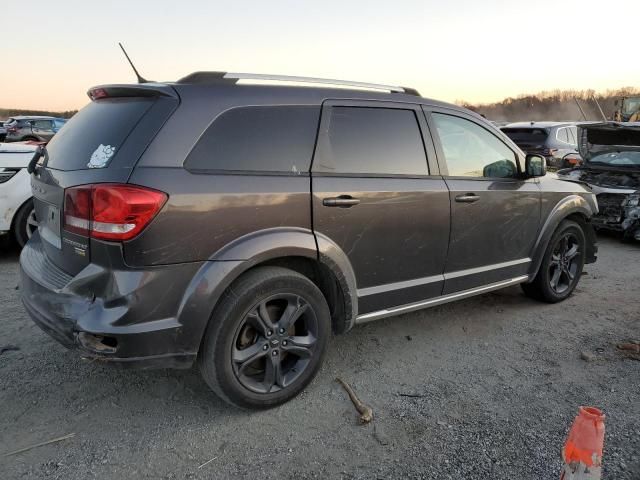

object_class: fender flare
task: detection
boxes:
[314,232,358,332]
[528,195,596,280]
[174,227,358,351]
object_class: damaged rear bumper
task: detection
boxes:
[20,233,204,369]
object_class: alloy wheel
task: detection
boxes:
[26,209,37,239]
[548,232,582,294]
[231,293,318,394]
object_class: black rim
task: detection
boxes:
[231,293,318,394]
[548,232,581,294]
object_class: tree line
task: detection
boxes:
[0,108,78,120]
[460,87,640,122]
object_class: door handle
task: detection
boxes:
[455,193,480,203]
[322,195,360,208]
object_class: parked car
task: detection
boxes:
[20,73,598,409]
[0,121,7,142]
[0,143,39,246]
[4,116,67,143]
[558,122,640,241]
[501,121,580,169]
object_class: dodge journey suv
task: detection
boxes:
[20,72,598,409]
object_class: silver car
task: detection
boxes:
[4,116,67,143]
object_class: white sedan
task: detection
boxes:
[0,143,39,247]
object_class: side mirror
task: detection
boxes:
[525,154,546,177]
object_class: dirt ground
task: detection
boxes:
[0,235,638,479]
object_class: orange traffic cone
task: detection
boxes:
[560,406,605,480]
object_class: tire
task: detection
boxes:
[13,199,37,248]
[198,266,331,409]
[521,220,586,303]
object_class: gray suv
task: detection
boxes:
[20,73,598,409]
[501,122,580,169]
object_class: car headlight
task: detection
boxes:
[622,193,640,207]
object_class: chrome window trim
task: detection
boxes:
[356,258,531,297]
[355,275,529,324]
[357,274,444,297]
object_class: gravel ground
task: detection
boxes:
[0,235,638,479]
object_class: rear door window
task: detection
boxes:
[185,106,320,174]
[45,98,155,170]
[314,106,428,175]
[33,120,54,130]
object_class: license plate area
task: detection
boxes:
[35,200,62,249]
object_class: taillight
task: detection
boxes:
[64,186,91,236]
[63,184,167,241]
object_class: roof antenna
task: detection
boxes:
[118,43,150,83]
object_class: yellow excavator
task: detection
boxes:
[613,96,640,122]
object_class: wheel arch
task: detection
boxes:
[175,228,358,355]
[9,196,35,239]
[527,195,596,281]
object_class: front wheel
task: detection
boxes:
[522,220,586,303]
[198,266,331,409]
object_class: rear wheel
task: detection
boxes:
[198,266,331,409]
[521,220,585,303]
[13,199,37,248]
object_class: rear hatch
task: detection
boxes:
[30,84,179,275]
[501,127,550,154]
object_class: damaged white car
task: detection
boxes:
[0,143,40,247]
[558,122,640,241]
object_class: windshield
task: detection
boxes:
[589,151,640,167]
[622,98,640,115]
[501,128,548,145]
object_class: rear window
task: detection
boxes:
[45,98,154,170]
[501,128,549,145]
[185,106,320,174]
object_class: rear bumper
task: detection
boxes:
[20,233,205,369]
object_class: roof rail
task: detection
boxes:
[222,72,419,95]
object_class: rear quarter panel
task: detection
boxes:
[125,168,311,265]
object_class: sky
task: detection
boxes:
[2,0,639,111]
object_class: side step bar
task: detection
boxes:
[355,275,529,324]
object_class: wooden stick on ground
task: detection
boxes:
[3,433,75,457]
[336,377,373,424]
